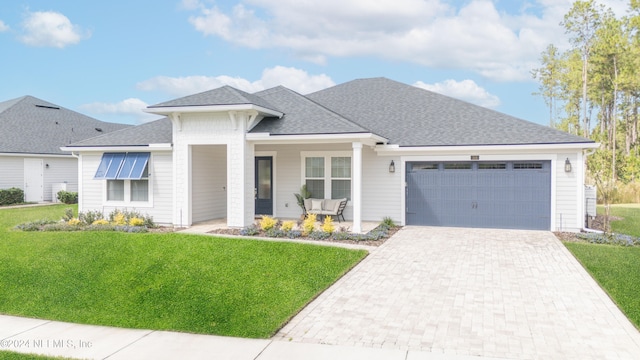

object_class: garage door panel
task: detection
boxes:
[406,161,551,230]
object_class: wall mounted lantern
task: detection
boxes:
[389,160,396,173]
[564,158,572,173]
[45,163,50,169]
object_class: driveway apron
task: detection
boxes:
[276,226,640,359]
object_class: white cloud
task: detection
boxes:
[137,66,335,97]
[80,98,156,123]
[183,0,605,82]
[414,79,500,108]
[0,20,9,32]
[20,11,89,48]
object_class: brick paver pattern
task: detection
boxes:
[276,227,640,359]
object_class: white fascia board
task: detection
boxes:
[0,152,73,158]
[144,104,283,118]
[374,142,599,155]
[60,144,173,152]
[246,132,388,146]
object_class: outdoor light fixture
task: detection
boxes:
[45,163,49,169]
[389,160,396,173]
[564,158,572,173]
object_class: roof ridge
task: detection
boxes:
[273,86,372,133]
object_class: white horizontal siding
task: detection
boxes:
[555,153,580,232]
[191,145,226,223]
[78,151,174,225]
[0,156,24,190]
[43,157,77,201]
[255,143,401,223]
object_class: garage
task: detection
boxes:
[406,161,551,230]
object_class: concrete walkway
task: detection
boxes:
[2,227,640,359]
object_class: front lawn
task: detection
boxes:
[565,204,640,329]
[0,205,367,338]
[564,242,640,329]
[598,204,640,237]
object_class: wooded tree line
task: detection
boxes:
[532,0,640,190]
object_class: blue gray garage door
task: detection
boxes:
[406,161,551,230]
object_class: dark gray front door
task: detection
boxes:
[255,156,273,215]
[406,161,551,230]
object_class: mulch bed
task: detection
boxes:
[554,214,622,242]
[207,226,401,247]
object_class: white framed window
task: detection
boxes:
[95,152,152,206]
[302,152,351,200]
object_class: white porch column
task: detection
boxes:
[352,142,363,233]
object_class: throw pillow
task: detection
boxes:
[311,199,323,211]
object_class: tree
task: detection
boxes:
[561,0,604,137]
[532,44,563,128]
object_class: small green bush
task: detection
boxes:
[381,216,396,228]
[79,210,103,224]
[56,190,78,204]
[0,187,24,205]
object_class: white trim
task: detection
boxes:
[61,144,172,152]
[101,154,154,208]
[576,151,585,230]
[375,142,599,155]
[0,152,73,158]
[352,142,363,233]
[248,132,387,146]
[255,151,277,217]
[400,154,557,230]
[145,104,283,118]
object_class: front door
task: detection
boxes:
[24,158,44,202]
[255,156,273,215]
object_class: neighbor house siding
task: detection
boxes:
[0,156,24,190]
[555,152,581,232]
[43,157,77,201]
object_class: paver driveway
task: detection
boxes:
[276,227,640,359]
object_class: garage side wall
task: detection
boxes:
[554,152,582,232]
[43,157,77,201]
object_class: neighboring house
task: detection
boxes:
[63,78,597,232]
[0,96,129,202]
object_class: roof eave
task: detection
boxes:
[374,142,599,155]
[246,132,388,146]
[60,143,173,152]
[144,104,283,118]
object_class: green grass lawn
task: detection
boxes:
[0,351,71,360]
[0,205,367,338]
[598,203,640,237]
[565,204,640,329]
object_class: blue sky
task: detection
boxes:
[0,0,630,125]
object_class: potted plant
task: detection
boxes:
[294,184,311,218]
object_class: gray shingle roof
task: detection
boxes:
[148,85,280,112]
[70,117,171,147]
[250,86,369,135]
[0,96,131,155]
[307,78,593,146]
[65,78,594,149]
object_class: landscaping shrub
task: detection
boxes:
[108,209,155,227]
[302,213,317,236]
[381,216,396,228]
[56,190,78,204]
[63,208,74,221]
[322,216,335,234]
[129,217,145,226]
[92,219,110,225]
[308,231,330,240]
[14,219,57,231]
[240,225,260,236]
[0,187,24,205]
[259,216,277,231]
[285,230,302,239]
[281,220,295,232]
[265,228,285,238]
[79,210,103,224]
[577,232,640,246]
